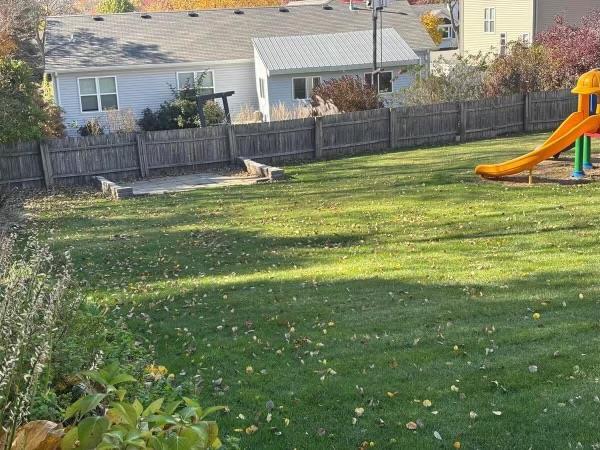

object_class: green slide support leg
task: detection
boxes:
[583,135,593,170]
[572,137,585,179]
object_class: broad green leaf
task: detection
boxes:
[148,436,164,450]
[132,399,144,416]
[146,414,178,426]
[77,416,110,450]
[110,402,139,427]
[163,400,182,415]
[178,406,197,421]
[110,373,138,386]
[80,370,109,387]
[64,393,107,420]
[198,406,226,420]
[142,398,164,417]
[60,427,79,450]
[182,397,200,408]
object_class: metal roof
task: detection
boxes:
[253,29,420,75]
[45,0,435,72]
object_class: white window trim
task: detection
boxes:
[292,76,321,100]
[484,7,496,34]
[364,71,394,93]
[259,78,266,100]
[77,76,119,114]
[440,23,456,39]
[176,70,216,92]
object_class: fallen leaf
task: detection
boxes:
[492,410,502,416]
[405,421,417,430]
[433,431,442,440]
[422,399,432,407]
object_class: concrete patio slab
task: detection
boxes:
[129,173,265,196]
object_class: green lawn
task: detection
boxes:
[31,133,600,449]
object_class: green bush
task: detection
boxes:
[138,76,226,131]
[96,0,135,13]
[0,58,47,144]
[61,363,226,450]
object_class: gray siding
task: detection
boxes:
[267,67,417,113]
[57,62,259,135]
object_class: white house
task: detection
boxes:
[44,0,436,135]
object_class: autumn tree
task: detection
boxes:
[0,0,75,71]
[97,0,135,12]
[420,11,443,45]
[409,0,459,38]
[133,0,280,11]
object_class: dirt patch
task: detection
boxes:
[478,154,600,186]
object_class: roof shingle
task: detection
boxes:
[45,0,435,71]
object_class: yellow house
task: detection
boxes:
[460,0,599,56]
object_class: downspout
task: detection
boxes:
[532,0,537,36]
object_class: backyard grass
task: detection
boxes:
[30,133,600,449]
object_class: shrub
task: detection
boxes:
[203,100,226,126]
[138,76,227,131]
[78,119,104,137]
[270,102,312,121]
[233,105,262,124]
[483,42,562,97]
[0,234,80,448]
[60,363,226,450]
[311,76,382,112]
[0,58,46,144]
[401,53,489,105]
[106,108,137,134]
[41,103,66,139]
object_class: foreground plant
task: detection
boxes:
[0,234,78,450]
[61,363,226,450]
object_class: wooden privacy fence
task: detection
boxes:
[0,89,577,188]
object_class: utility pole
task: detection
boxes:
[371,0,385,92]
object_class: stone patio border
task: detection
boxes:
[238,157,285,180]
[93,176,134,200]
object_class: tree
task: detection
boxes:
[311,76,381,112]
[0,59,47,143]
[535,11,600,88]
[133,0,280,11]
[96,0,134,13]
[483,42,562,97]
[409,0,459,39]
[0,0,75,71]
[421,12,443,45]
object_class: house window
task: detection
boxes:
[499,32,507,55]
[440,22,456,39]
[78,76,118,113]
[521,33,531,44]
[292,77,321,100]
[177,71,215,95]
[259,78,266,99]
[365,71,393,93]
[484,7,496,33]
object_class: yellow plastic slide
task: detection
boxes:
[475,112,600,177]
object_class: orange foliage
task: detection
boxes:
[420,12,443,45]
[0,33,17,58]
[134,0,281,11]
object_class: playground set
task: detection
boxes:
[475,69,600,181]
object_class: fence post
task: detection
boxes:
[523,93,531,132]
[459,102,467,143]
[314,116,323,159]
[227,124,238,164]
[136,133,149,178]
[388,108,396,150]
[39,141,53,188]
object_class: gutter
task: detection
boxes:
[47,58,255,74]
